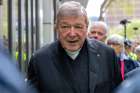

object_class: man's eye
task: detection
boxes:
[74,25,83,29]
[61,25,70,28]
[98,32,104,36]
[91,31,96,34]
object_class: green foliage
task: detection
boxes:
[109,19,140,40]
[127,19,140,39]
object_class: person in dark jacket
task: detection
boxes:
[27,1,122,93]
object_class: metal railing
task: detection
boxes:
[6,0,41,73]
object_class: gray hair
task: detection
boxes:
[56,1,88,26]
[134,45,140,54]
[89,21,108,35]
[106,34,124,46]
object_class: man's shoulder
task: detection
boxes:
[87,38,113,51]
[33,41,58,58]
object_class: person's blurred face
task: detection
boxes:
[88,25,107,42]
[57,16,88,52]
[107,42,123,56]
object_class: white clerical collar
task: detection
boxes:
[65,49,81,60]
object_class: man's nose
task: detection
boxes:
[69,27,76,36]
[94,32,99,37]
[93,33,99,38]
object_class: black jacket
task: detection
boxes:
[28,39,122,93]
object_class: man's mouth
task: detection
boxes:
[94,37,98,39]
[68,40,78,43]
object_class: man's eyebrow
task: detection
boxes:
[60,22,84,26]
[75,23,83,25]
[59,22,69,24]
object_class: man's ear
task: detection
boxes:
[102,36,107,42]
[54,23,56,32]
[87,32,91,38]
[54,23,59,39]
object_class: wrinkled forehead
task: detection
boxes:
[58,16,86,24]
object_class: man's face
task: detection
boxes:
[88,25,106,42]
[57,16,87,52]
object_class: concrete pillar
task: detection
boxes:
[42,0,54,46]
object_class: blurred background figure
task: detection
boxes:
[106,34,139,79]
[0,38,36,93]
[132,39,140,51]
[124,39,137,61]
[88,21,108,42]
[134,45,140,64]
[106,34,124,57]
[114,67,140,93]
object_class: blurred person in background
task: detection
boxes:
[134,45,140,64]
[0,38,36,93]
[88,21,108,42]
[132,38,140,50]
[106,34,124,56]
[114,67,140,93]
[124,39,137,61]
[106,34,139,79]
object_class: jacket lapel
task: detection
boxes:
[87,39,102,93]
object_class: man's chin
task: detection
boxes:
[65,47,80,52]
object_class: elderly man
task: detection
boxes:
[27,1,122,93]
[88,21,108,42]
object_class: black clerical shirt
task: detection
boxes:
[59,42,89,93]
